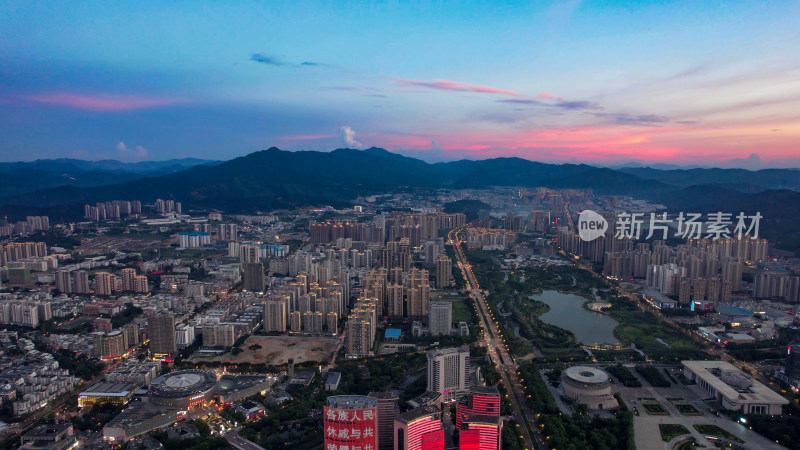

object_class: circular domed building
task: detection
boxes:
[561,366,618,410]
[149,369,217,409]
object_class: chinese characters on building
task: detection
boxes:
[324,406,378,450]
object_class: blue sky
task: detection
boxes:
[1,1,799,165]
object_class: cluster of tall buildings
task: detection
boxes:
[234,242,288,263]
[464,228,516,250]
[178,223,246,249]
[0,299,52,327]
[754,272,800,303]
[558,223,770,305]
[178,231,211,248]
[324,347,501,450]
[0,241,48,266]
[55,269,90,294]
[83,200,142,221]
[0,216,49,236]
[311,221,385,244]
[310,213,466,246]
[260,272,344,336]
[359,266,432,320]
[85,269,149,296]
[155,198,181,214]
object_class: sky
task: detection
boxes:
[1,1,799,166]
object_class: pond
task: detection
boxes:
[530,290,620,345]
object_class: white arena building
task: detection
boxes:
[561,366,619,410]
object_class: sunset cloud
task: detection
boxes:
[391,78,519,96]
[340,126,363,148]
[26,93,185,112]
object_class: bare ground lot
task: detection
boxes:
[191,335,340,365]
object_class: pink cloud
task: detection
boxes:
[25,93,186,111]
[390,78,518,96]
[277,134,337,141]
[537,92,555,99]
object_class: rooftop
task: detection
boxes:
[563,366,610,384]
[79,381,140,396]
[468,385,500,396]
[368,391,399,400]
[325,371,342,384]
[396,405,441,423]
[462,414,501,426]
[385,328,401,338]
[715,305,755,316]
[326,395,377,410]
[682,360,788,405]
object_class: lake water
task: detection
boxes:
[531,290,620,345]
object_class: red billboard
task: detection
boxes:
[324,406,378,450]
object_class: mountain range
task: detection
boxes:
[0,158,219,199]
[2,147,799,253]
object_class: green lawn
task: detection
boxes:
[669,400,703,416]
[638,398,669,415]
[447,297,473,323]
[693,424,744,443]
[608,298,706,360]
[659,424,690,442]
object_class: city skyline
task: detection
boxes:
[2,1,800,165]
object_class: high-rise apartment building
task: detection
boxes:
[55,269,72,294]
[346,298,378,357]
[217,224,238,241]
[289,311,302,333]
[95,272,115,296]
[73,270,90,294]
[73,270,90,295]
[264,298,288,332]
[148,313,176,358]
[121,268,136,291]
[407,268,430,320]
[243,262,265,292]
[387,284,404,319]
[369,391,399,450]
[435,255,452,289]
[133,275,149,293]
[93,330,128,359]
[427,346,470,400]
[428,301,452,336]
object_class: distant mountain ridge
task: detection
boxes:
[619,167,800,191]
[0,157,219,174]
[0,158,220,200]
[2,147,668,210]
[2,146,799,253]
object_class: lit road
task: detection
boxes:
[224,428,266,450]
[449,226,543,450]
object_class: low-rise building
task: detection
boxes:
[325,372,342,391]
[78,381,140,407]
[683,360,789,415]
[20,423,75,450]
